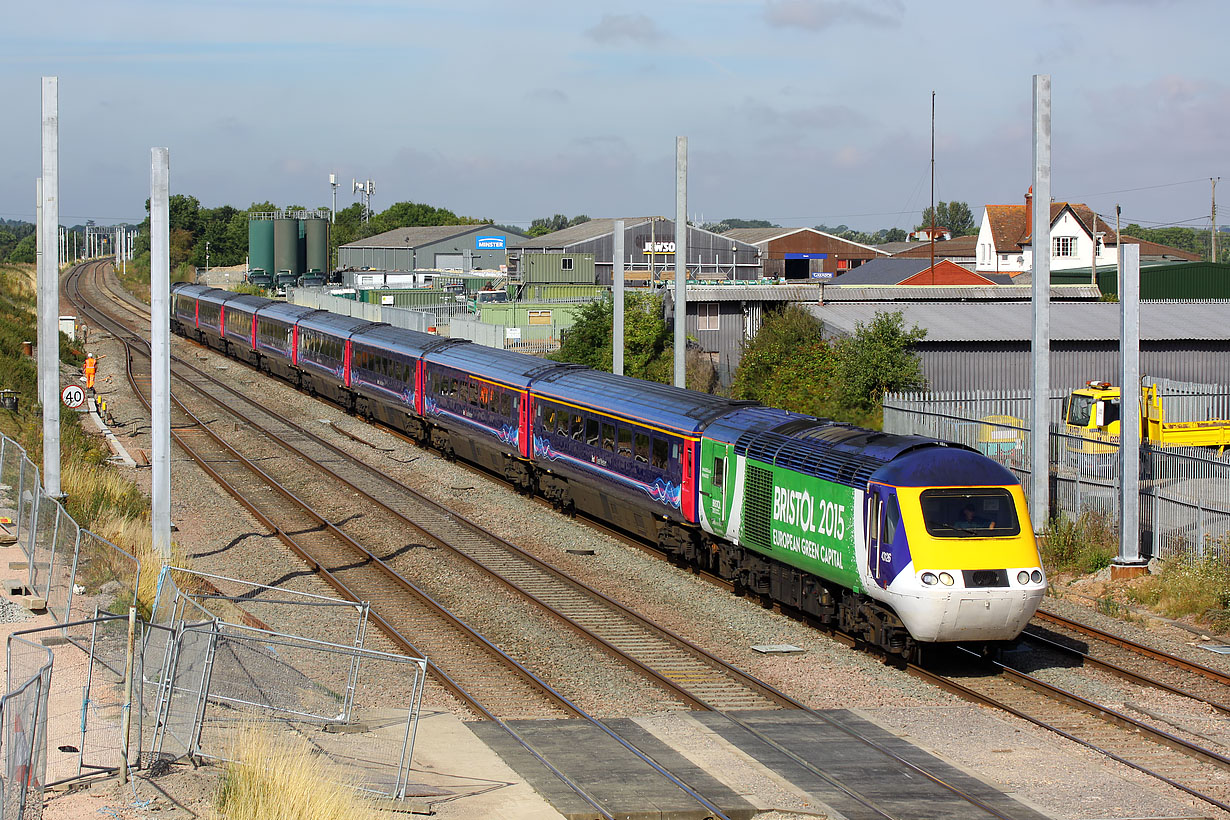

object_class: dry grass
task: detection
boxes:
[1129,541,1230,629]
[214,724,391,820]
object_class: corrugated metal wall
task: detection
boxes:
[916,341,1230,392]
[1088,262,1230,299]
[338,246,415,271]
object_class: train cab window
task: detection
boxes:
[586,418,600,446]
[919,489,1020,538]
[601,423,615,452]
[712,456,725,489]
[617,427,633,458]
[651,437,669,470]
[634,432,649,462]
[884,496,900,543]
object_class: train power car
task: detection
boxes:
[167,283,1046,655]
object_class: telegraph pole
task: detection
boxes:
[1213,177,1220,263]
[39,77,62,497]
[673,137,687,389]
[1029,74,1051,531]
[150,148,172,560]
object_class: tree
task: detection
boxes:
[732,305,840,418]
[9,234,35,264]
[833,311,927,414]
[551,293,670,382]
[528,214,590,238]
[917,201,976,237]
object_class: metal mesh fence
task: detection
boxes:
[26,497,58,603]
[43,509,79,626]
[0,439,24,543]
[1,638,52,820]
[884,387,1230,562]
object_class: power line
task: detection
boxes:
[1071,177,1212,199]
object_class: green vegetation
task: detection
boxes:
[731,306,926,427]
[917,201,976,237]
[1129,541,1230,630]
[1124,223,1227,264]
[0,219,36,264]
[526,213,590,238]
[550,293,718,392]
[1040,508,1118,575]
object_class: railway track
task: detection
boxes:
[70,261,1051,819]
[912,627,1230,815]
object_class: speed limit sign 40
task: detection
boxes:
[61,385,86,410]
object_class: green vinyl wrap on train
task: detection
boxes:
[699,438,862,594]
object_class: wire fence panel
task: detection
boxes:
[67,532,139,626]
[13,459,35,553]
[1,638,52,820]
[884,389,1230,564]
[0,439,24,543]
[151,620,216,763]
[26,495,58,602]
[191,625,427,800]
[43,509,79,626]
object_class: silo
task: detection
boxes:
[273,217,300,276]
[304,218,329,274]
[248,218,275,279]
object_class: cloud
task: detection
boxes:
[763,0,903,31]
[525,87,569,104]
[737,97,872,130]
[585,14,662,44]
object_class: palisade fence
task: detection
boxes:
[0,434,428,818]
[448,316,562,354]
[883,385,1230,562]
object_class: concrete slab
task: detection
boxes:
[693,710,1053,820]
[470,717,758,820]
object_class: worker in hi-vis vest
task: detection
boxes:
[83,354,98,391]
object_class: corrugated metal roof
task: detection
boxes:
[686,285,827,302]
[507,217,659,249]
[342,225,503,249]
[808,301,1230,342]
[721,227,796,244]
[821,284,1100,301]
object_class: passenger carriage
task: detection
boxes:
[295,313,375,409]
[347,325,462,438]
[420,344,567,491]
[251,302,319,382]
[219,294,274,366]
[527,369,748,545]
[193,288,234,353]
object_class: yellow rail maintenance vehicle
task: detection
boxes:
[1064,380,1230,471]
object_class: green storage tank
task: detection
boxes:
[304,218,329,275]
[274,217,300,277]
[248,219,275,280]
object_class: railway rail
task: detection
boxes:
[69,261,1045,820]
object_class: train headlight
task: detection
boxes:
[1017,570,1030,585]
[939,572,954,586]
[921,572,938,586]
[1031,569,1043,584]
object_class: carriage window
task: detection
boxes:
[651,437,669,470]
[572,414,585,441]
[449,378,457,398]
[501,393,511,418]
[713,456,726,488]
[556,410,571,437]
[544,406,557,431]
[602,423,616,453]
[618,427,633,458]
[586,418,600,446]
[634,433,649,463]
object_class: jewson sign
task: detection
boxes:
[476,235,506,250]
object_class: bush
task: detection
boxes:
[1041,508,1117,575]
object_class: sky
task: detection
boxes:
[1,0,1226,233]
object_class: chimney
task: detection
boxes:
[1024,186,1033,239]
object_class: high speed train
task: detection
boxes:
[171,283,1046,656]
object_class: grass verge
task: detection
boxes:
[1128,540,1230,631]
[1040,507,1118,576]
[215,724,389,820]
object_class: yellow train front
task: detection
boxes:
[861,447,1046,644]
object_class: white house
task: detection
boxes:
[975,189,1114,275]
